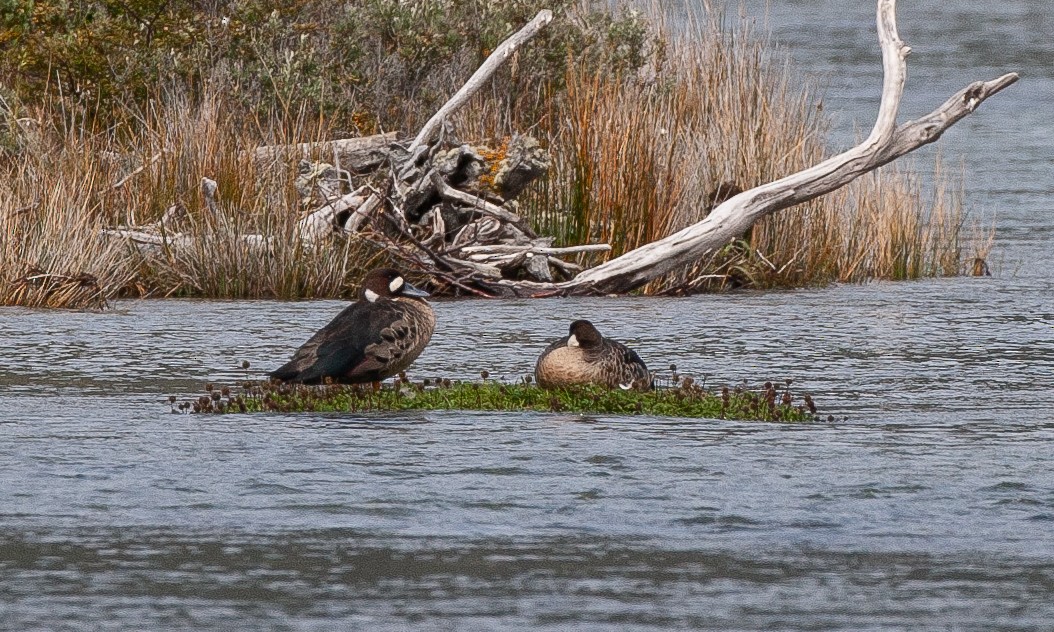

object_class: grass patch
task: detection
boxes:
[176,377,819,423]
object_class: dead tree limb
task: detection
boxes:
[486,0,1018,296]
[432,173,525,225]
[407,9,553,155]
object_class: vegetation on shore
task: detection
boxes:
[1,1,990,308]
[176,375,818,423]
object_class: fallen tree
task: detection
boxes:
[103,1,1016,297]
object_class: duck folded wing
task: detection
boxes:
[271,301,404,384]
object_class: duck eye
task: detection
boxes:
[389,277,404,293]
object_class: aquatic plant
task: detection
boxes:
[174,375,818,423]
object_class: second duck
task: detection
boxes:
[535,320,652,391]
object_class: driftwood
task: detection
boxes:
[407,10,553,155]
[356,0,1016,296]
[103,12,558,286]
[251,132,400,173]
[475,0,1017,296]
[102,2,1016,297]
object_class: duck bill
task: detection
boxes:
[401,282,430,298]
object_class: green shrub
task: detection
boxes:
[0,0,651,131]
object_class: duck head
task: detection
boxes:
[566,319,603,349]
[361,268,430,303]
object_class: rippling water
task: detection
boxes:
[2,1,1053,629]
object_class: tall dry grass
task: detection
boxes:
[1,5,991,308]
[1,92,385,308]
[526,10,989,293]
[1,105,134,308]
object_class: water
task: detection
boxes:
[2,1,1053,629]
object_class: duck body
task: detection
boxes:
[270,268,435,384]
[535,320,652,390]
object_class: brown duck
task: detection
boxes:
[270,268,435,384]
[535,320,652,390]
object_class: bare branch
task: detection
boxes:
[407,10,553,154]
[488,0,1017,296]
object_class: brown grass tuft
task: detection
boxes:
[1,90,387,307]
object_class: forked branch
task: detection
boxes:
[488,0,1018,296]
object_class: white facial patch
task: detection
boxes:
[567,334,579,348]
[364,288,380,302]
[389,277,404,293]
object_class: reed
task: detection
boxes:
[1,105,135,309]
[526,9,986,292]
[1,90,389,307]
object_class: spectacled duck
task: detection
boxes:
[535,320,652,390]
[270,268,435,384]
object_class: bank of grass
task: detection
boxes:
[0,2,991,308]
[178,377,818,423]
[1,94,389,304]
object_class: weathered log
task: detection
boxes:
[483,0,1018,296]
[251,132,400,173]
[101,228,271,252]
[547,256,584,276]
[523,252,553,282]
[402,145,485,222]
[297,187,369,242]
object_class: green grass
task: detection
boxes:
[176,377,819,422]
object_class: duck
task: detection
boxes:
[535,320,652,390]
[270,267,435,384]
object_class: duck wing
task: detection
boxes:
[270,300,424,384]
[608,341,652,390]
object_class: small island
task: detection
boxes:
[176,375,819,423]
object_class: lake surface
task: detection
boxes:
[2,1,1053,629]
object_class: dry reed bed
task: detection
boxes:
[528,15,988,293]
[0,12,989,308]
